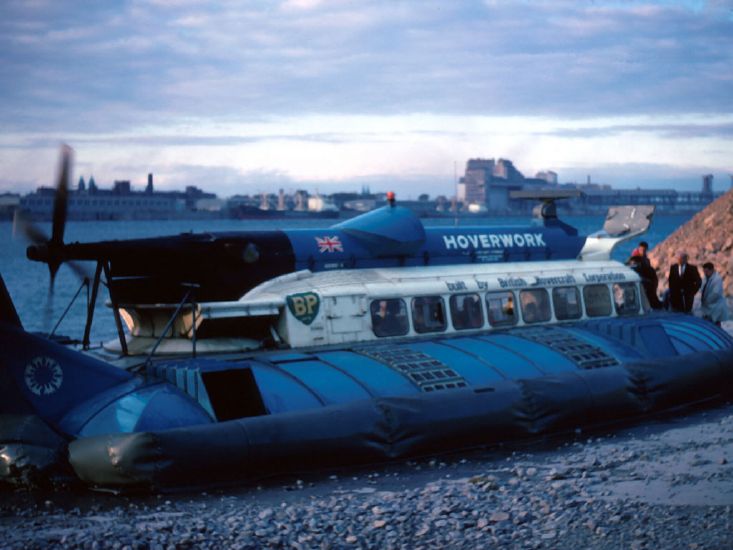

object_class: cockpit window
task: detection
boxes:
[552,286,582,320]
[412,296,447,333]
[486,291,517,327]
[450,293,484,330]
[370,299,409,337]
[583,284,612,317]
[613,282,639,316]
[519,289,551,324]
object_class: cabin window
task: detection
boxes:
[613,282,639,316]
[412,296,447,333]
[450,293,484,330]
[583,284,612,317]
[552,286,582,320]
[370,299,409,337]
[486,291,517,327]
[519,289,551,324]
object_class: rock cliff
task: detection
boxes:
[648,188,733,297]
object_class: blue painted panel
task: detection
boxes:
[566,328,643,362]
[637,325,678,357]
[316,351,419,397]
[482,335,577,374]
[277,360,372,405]
[78,384,212,437]
[135,386,213,432]
[250,364,323,414]
[60,378,145,434]
[662,326,712,353]
[406,341,506,385]
[668,336,696,355]
[444,337,542,379]
[662,321,725,351]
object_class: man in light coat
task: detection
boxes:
[700,262,729,326]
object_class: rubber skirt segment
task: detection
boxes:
[68,349,733,490]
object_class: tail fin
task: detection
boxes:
[0,274,22,329]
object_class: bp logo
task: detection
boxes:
[24,356,63,396]
[286,292,320,325]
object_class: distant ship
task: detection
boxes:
[230,204,340,220]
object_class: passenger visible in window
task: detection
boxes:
[583,284,612,317]
[486,291,517,326]
[412,296,446,333]
[519,289,551,324]
[371,299,408,337]
[552,286,582,320]
[450,293,483,330]
[503,294,514,317]
[613,283,639,316]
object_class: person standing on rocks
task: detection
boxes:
[628,242,662,309]
[668,251,701,313]
[700,262,729,326]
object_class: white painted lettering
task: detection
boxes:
[480,234,490,247]
[457,235,470,248]
[443,235,457,249]
[499,234,514,247]
[524,233,536,246]
[514,234,525,247]
[534,233,546,246]
[489,235,501,247]
[467,235,479,247]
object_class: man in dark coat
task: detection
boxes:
[628,241,662,309]
[628,255,662,309]
[668,251,702,313]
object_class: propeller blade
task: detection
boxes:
[51,144,72,246]
[43,284,55,335]
[13,208,49,245]
[67,260,93,283]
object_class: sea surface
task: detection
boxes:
[0,214,691,344]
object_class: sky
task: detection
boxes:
[0,0,731,198]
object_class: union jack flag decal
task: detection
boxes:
[315,235,343,253]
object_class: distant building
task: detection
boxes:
[702,174,713,195]
[458,156,723,215]
[536,170,558,185]
[459,157,545,213]
[0,193,20,220]
[19,174,218,221]
[113,180,131,194]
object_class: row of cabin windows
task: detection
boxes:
[369,283,640,338]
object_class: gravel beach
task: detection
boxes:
[2,400,733,549]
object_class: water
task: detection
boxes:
[0,214,691,344]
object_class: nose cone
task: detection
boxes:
[26,243,50,262]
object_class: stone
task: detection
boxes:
[489,512,510,523]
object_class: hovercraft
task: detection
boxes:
[2,199,732,491]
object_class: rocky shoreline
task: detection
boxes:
[649,188,733,298]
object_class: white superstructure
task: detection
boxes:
[111,259,645,355]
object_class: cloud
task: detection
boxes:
[0,1,731,197]
[543,121,733,139]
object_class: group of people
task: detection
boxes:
[627,242,729,326]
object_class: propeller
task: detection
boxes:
[15,144,89,288]
[49,144,71,281]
